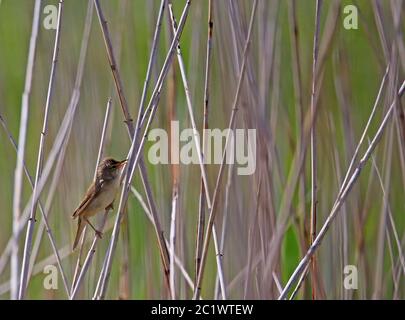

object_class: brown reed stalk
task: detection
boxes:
[169,184,178,299]
[167,3,211,210]
[287,0,309,298]
[309,0,322,300]
[196,0,213,288]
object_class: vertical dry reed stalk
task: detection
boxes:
[18,0,65,299]
[196,0,213,287]
[10,0,41,300]
[169,185,178,299]
[167,3,211,210]
[164,0,180,298]
[309,0,322,300]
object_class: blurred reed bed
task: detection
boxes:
[0,0,404,299]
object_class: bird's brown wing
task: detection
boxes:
[72,180,101,218]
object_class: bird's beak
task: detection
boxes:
[116,159,128,168]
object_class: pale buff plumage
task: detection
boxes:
[72,157,127,250]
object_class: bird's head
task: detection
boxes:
[97,157,127,181]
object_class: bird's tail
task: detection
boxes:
[73,217,85,251]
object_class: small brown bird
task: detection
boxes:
[72,157,127,250]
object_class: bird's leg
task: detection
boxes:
[84,218,103,239]
[105,202,114,211]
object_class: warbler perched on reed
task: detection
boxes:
[72,157,127,250]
